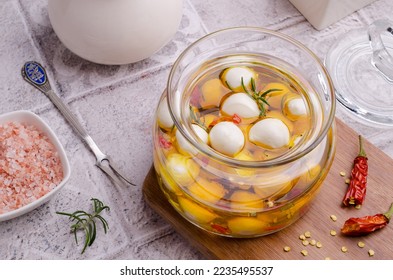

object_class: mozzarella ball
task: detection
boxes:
[166,153,200,186]
[176,124,208,155]
[209,121,245,156]
[284,98,307,120]
[220,66,256,91]
[221,93,260,119]
[157,97,173,130]
[249,118,290,149]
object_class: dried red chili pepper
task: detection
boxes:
[342,135,368,207]
[341,203,393,236]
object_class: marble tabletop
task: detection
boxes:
[1,0,393,260]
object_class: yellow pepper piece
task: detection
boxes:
[156,161,183,195]
[188,178,226,204]
[230,191,264,210]
[200,78,226,107]
[178,197,217,224]
[227,217,267,235]
[200,113,219,128]
[234,151,256,177]
[262,82,290,109]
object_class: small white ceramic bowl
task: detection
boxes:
[0,110,71,222]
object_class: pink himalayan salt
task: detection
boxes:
[0,121,63,214]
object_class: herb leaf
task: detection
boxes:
[57,198,110,254]
[241,77,281,117]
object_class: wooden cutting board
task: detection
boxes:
[143,119,393,259]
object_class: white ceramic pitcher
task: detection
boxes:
[48,0,183,65]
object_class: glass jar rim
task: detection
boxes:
[167,26,336,168]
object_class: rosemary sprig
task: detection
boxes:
[56,198,110,254]
[241,77,281,117]
[189,105,207,130]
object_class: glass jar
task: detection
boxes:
[153,27,336,237]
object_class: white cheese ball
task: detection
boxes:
[221,93,259,118]
[166,153,200,186]
[176,124,209,155]
[209,121,245,156]
[249,118,290,149]
[286,98,307,117]
[222,67,256,90]
[157,97,174,130]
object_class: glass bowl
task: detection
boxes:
[152,27,336,237]
[325,19,393,126]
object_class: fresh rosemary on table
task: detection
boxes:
[56,198,110,254]
[241,77,281,116]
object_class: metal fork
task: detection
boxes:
[21,61,135,187]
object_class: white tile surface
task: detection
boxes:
[1,0,393,259]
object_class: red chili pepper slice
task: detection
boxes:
[208,114,242,130]
[341,203,393,236]
[342,135,368,207]
[211,223,231,235]
[159,135,172,149]
[232,114,241,124]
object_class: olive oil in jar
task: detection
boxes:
[153,54,333,237]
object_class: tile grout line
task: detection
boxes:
[28,62,173,115]
[132,225,175,249]
[14,0,57,92]
[14,0,46,62]
[14,0,174,116]
[186,0,210,34]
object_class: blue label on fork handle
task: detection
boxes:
[24,61,47,85]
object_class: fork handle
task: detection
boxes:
[45,89,107,161]
[22,61,106,162]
